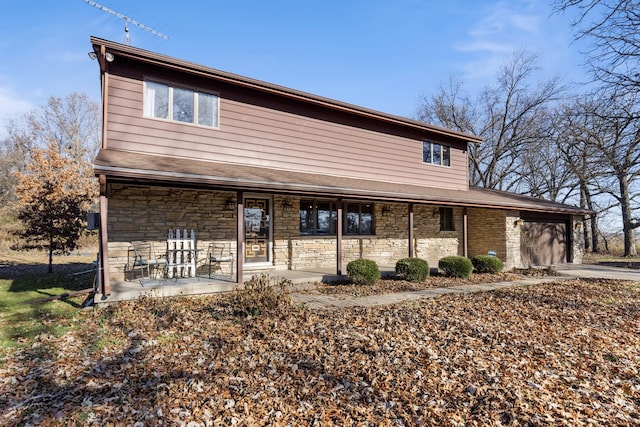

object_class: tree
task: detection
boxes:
[0,93,100,206]
[416,50,563,192]
[14,143,97,272]
[553,0,640,100]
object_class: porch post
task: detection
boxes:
[336,199,343,275]
[408,203,414,258]
[236,191,244,284]
[98,175,110,297]
[463,208,468,258]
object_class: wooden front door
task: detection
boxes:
[244,197,271,264]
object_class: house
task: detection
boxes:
[89,37,589,298]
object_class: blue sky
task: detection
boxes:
[1,1,586,136]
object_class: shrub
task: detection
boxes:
[438,256,473,279]
[472,255,504,274]
[346,258,380,285]
[230,274,292,316]
[395,258,430,282]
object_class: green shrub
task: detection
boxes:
[230,274,292,316]
[346,258,380,285]
[438,256,473,279]
[395,258,430,282]
[471,255,504,274]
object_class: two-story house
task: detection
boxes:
[89,37,589,298]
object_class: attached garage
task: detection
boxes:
[520,213,569,266]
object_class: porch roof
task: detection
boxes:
[94,149,590,215]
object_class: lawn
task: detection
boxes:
[0,272,638,425]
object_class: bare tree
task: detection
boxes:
[417,50,563,192]
[553,0,640,100]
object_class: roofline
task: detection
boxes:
[90,36,482,144]
[94,164,591,216]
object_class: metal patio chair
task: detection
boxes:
[207,243,233,280]
[131,241,167,280]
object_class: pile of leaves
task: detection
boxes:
[1,279,639,425]
[312,272,523,297]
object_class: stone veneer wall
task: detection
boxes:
[106,188,471,280]
[272,200,464,271]
[467,208,521,270]
[106,184,237,282]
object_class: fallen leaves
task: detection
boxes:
[1,278,639,425]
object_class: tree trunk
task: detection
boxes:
[619,175,637,257]
[48,233,53,274]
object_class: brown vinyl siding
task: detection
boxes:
[105,71,469,191]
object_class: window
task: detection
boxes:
[345,202,374,235]
[439,207,455,231]
[423,141,450,166]
[299,200,375,236]
[144,80,219,128]
[300,200,336,236]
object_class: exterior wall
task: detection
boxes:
[272,200,463,271]
[106,184,237,282]
[467,208,522,270]
[105,61,469,191]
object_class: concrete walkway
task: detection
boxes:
[291,264,639,310]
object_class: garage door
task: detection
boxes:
[521,221,567,266]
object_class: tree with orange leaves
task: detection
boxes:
[14,142,97,273]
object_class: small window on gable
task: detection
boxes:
[440,207,455,231]
[423,141,450,166]
[143,80,219,128]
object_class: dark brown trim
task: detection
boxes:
[99,189,110,297]
[462,208,468,258]
[236,192,243,284]
[408,203,414,258]
[336,199,343,275]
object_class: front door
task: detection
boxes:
[244,197,271,264]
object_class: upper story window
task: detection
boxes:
[144,80,219,128]
[423,141,450,166]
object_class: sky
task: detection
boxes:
[0,0,587,137]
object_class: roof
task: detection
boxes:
[94,149,590,215]
[90,36,482,145]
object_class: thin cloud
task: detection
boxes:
[0,87,32,138]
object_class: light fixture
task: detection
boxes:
[282,198,293,211]
[381,205,391,216]
[224,198,235,211]
[514,219,524,227]
[105,52,115,62]
[575,222,583,230]
[88,51,97,60]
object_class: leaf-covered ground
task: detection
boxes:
[1,279,639,426]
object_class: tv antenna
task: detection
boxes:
[84,0,168,45]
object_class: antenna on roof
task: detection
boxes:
[84,0,168,45]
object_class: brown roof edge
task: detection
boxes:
[94,150,591,216]
[89,36,482,145]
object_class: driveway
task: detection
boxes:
[555,263,640,281]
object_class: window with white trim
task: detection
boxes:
[423,141,450,166]
[144,80,219,128]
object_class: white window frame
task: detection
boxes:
[143,79,220,129]
[422,141,451,167]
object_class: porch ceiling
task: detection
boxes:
[94,149,590,215]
